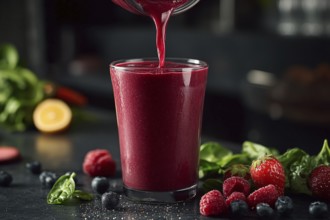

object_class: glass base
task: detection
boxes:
[123,184,197,203]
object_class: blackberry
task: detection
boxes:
[275,196,294,216]
[102,191,120,210]
[256,203,274,218]
[91,176,109,194]
[309,201,328,218]
[39,171,57,188]
[26,161,42,174]
[0,171,13,187]
[230,200,249,217]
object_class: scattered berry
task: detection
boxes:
[308,165,330,201]
[247,184,279,209]
[0,171,13,187]
[91,176,109,194]
[39,171,57,188]
[250,155,285,196]
[199,190,227,216]
[225,192,246,207]
[256,203,274,218]
[309,201,328,218]
[224,164,251,181]
[26,161,42,174]
[102,191,120,210]
[83,149,116,177]
[275,196,294,216]
[229,200,249,217]
[223,176,250,198]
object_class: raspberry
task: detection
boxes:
[223,176,250,198]
[200,190,227,216]
[247,184,279,209]
[225,192,246,207]
[83,149,116,177]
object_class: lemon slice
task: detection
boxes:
[33,99,72,133]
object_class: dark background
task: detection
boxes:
[1,0,330,154]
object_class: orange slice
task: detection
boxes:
[33,98,72,133]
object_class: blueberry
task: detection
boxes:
[309,201,328,218]
[26,161,42,174]
[256,203,274,218]
[102,191,119,210]
[39,171,57,188]
[91,177,109,194]
[275,196,294,216]
[0,171,13,187]
[230,200,249,217]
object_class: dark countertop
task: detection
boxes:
[0,108,329,220]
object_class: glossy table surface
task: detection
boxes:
[0,109,329,220]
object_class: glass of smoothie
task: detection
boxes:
[110,58,208,202]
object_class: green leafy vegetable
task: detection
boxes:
[278,139,330,194]
[200,142,232,163]
[47,172,93,205]
[0,44,19,69]
[314,139,330,166]
[242,141,279,160]
[0,44,46,131]
[73,190,94,201]
[201,178,223,193]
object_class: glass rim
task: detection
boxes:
[110,57,208,71]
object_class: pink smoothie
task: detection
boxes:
[110,60,208,191]
[112,0,188,67]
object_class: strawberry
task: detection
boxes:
[247,184,279,209]
[199,190,227,216]
[308,165,330,201]
[224,164,251,181]
[250,155,285,196]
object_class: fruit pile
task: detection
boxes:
[199,151,330,218]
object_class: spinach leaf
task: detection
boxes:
[199,142,232,163]
[73,190,94,201]
[314,139,330,166]
[199,159,222,179]
[201,178,223,193]
[0,44,18,69]
[242,141,279,160]
[289,154,314,195]
[217,153,251,168]
[47,173,76,204]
